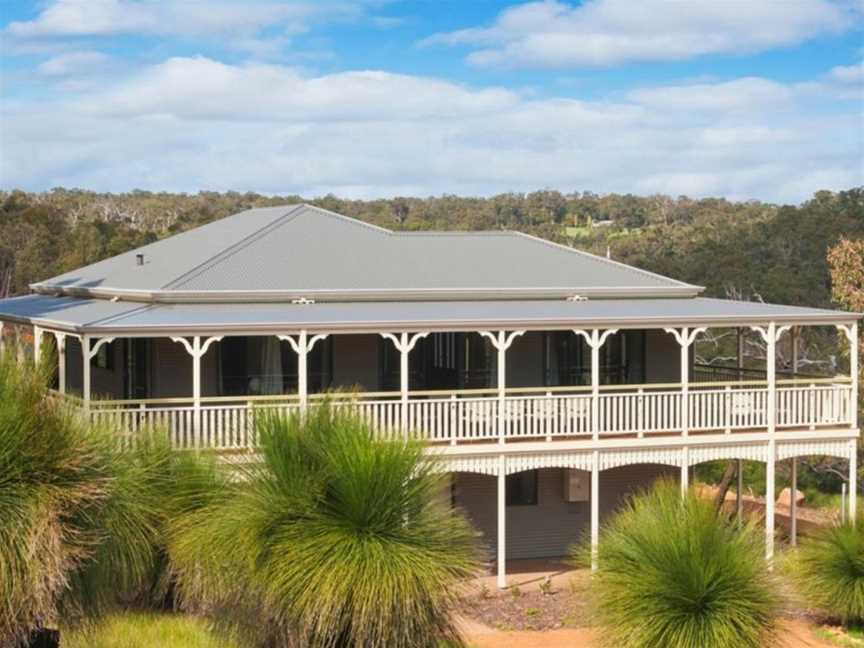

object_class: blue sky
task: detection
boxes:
[0,0,862,203]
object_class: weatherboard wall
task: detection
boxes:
[455,464,673,560]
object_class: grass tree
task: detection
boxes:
[572,478,779,648]
[0,350,214,646]
[795,517,864,626]
[168,405,482,648]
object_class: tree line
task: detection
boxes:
[1,187,861,308]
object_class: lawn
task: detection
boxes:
[63,612,239,648]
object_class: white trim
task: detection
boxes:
[434,428,859,456]
[12,313,858,337]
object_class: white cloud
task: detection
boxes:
[426,0,854,68]
[76,57,518,121]
[830,60,864,82]
[37,51,112,76]
[627,77,794,112]
[6,0,356,39]
[0,57,861,204]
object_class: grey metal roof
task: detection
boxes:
[0,295,856,335]
[32,204,700,301]
[0,295,147,332]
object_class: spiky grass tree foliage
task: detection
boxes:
[169,405,482,648]
[0,351,214,645]
[795,517,864,625]
[572,478,779,648]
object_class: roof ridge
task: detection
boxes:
[301,204,394,235]
[393,230,514,237]
[163,204,306,290]
[510,231,702,291]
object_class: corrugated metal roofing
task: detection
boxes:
[0,295,147,331]
[32,204,699,300]
[0,295,855,334]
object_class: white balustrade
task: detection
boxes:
[86,381,853,450]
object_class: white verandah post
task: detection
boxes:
[33,325,42,363]
[381,332,429,437]
[753,321,787,563]
[573,329,616,571]
[573,329,618,441]
[479,330,524,590]
[172,335,223,446]
[280,331,329,412]
[479,330,525,444]
[790,458,798,546]
[82,335,116,412]
[837,322,859,523]
[665,326,705,494]
[591,450,600,572]
[790,326,799,546]
[497,455,507,589]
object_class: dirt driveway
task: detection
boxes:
[462,618,835,648]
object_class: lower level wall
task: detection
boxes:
[453,464,674,560]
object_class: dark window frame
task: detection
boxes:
[92,340,114,370]
[506,470,539,507]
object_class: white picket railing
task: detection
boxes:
[87,380,854,450]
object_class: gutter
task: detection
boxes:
[29,284,704,303]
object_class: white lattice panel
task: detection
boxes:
[504,452,594,475]
[599,448,683,470]
[777,439,854,461]
[688,443,769,465]
[434,455,500,476]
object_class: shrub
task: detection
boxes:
[795,517,864,625]
[169,404,482,648]
[571,478,779,648]
[0,350,214,645]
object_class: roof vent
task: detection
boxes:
[136,253,145,266]
[567,295,588,302]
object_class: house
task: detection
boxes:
[0,203,858,587]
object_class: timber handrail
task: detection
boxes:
[82,375,852,409]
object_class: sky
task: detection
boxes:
[0,0,862,203]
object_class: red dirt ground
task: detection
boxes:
[462,618,835,648]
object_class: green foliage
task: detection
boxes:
[0,350,214,645]
[572,478,779,648]
[62,612,239,648]
[795,518,864,625]
[168,404,482,648]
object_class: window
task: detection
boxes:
[506,470,538,506]
[93,341,113,370]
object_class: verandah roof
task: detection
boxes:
[0,294,857,336]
